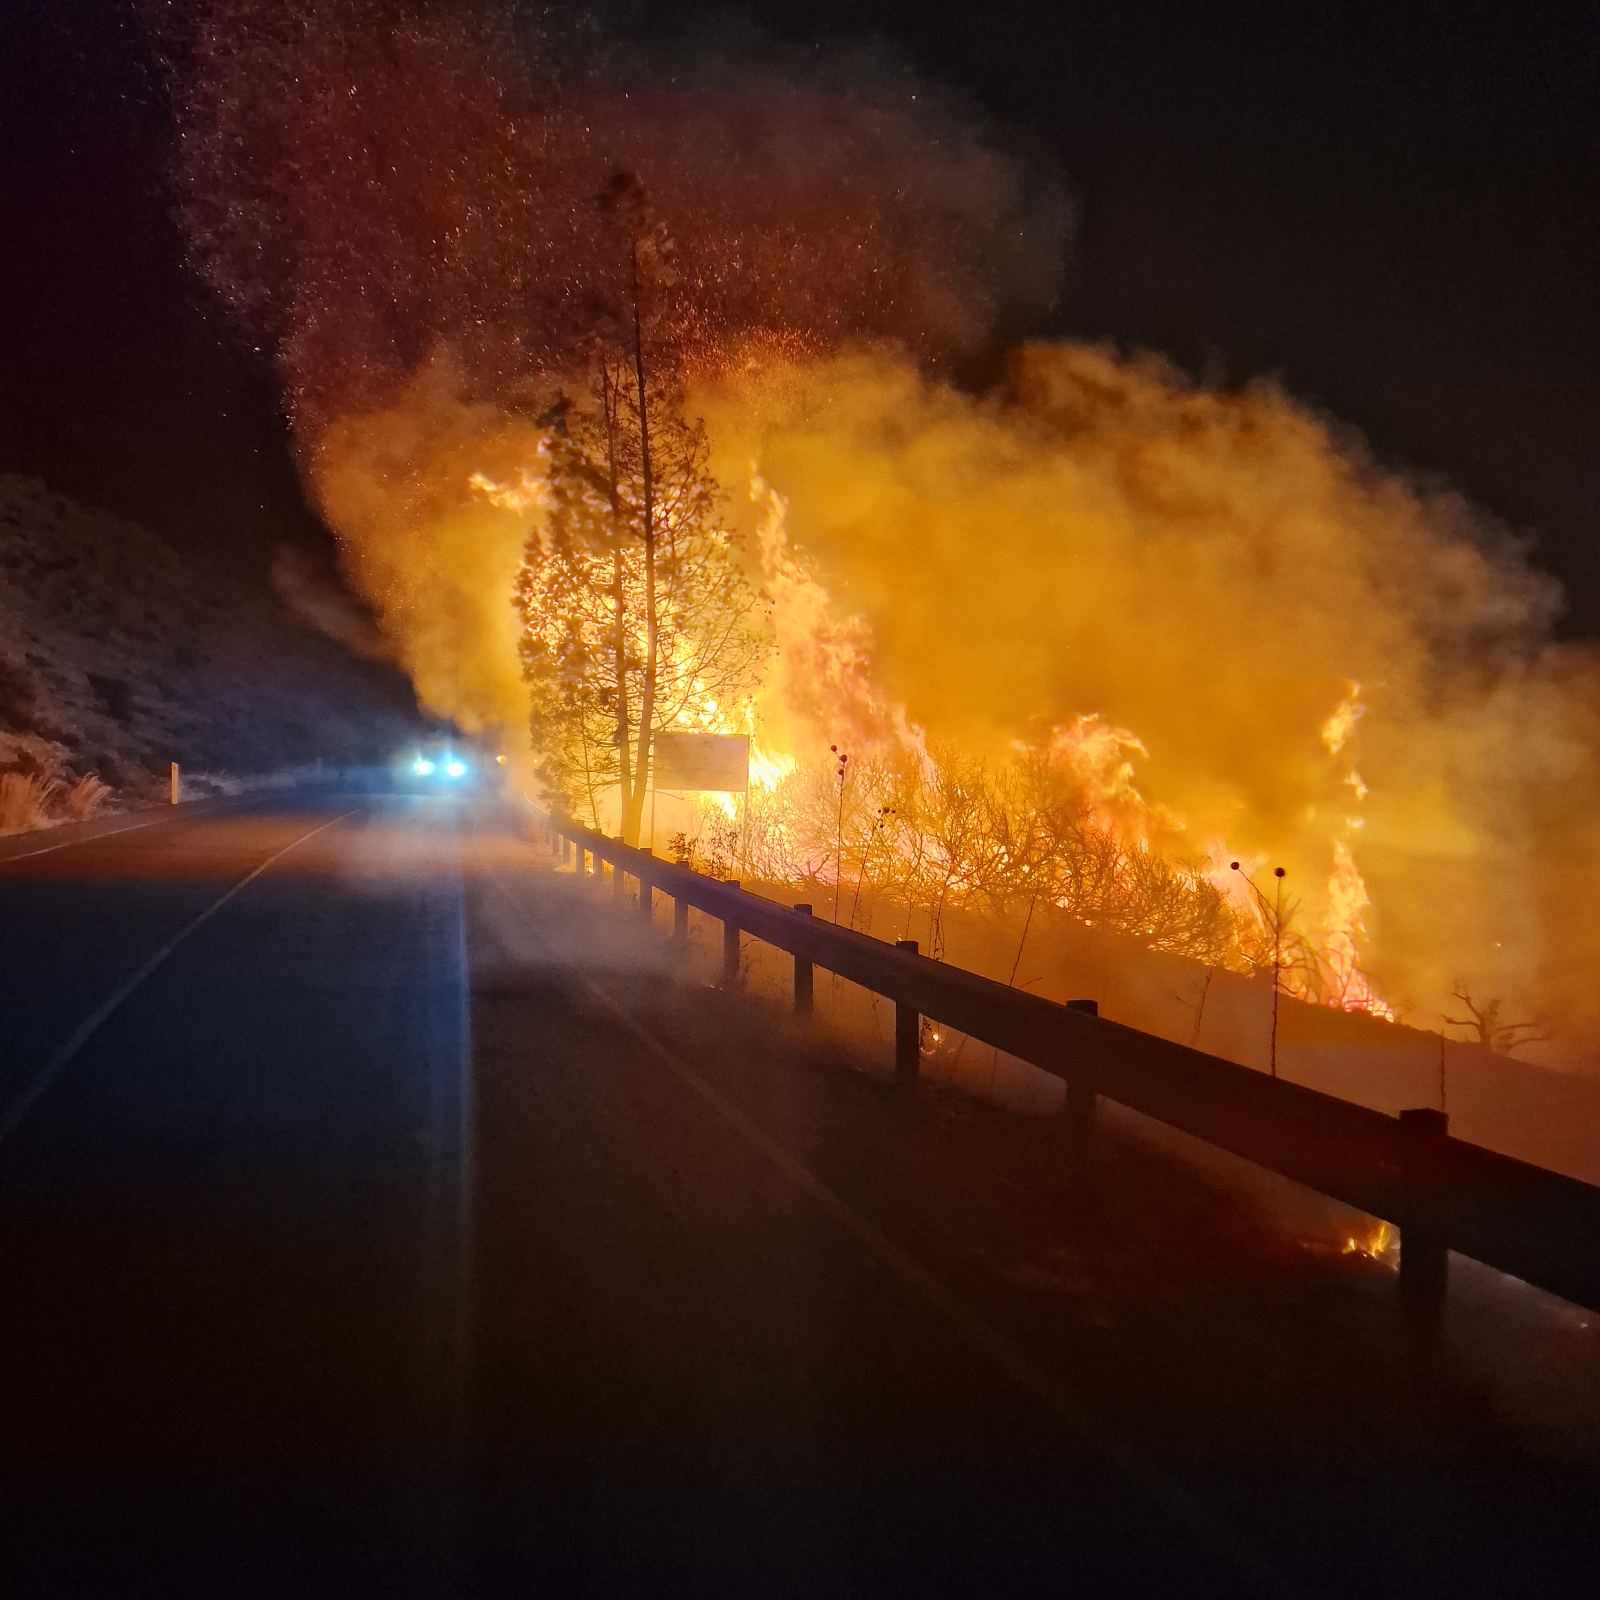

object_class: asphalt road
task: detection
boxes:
[1,794,1593,1596]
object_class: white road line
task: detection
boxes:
[485,870,1287,1598]
[0,813,178,864]
[0,809,359,1144]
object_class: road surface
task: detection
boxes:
[1,794,1593,1596]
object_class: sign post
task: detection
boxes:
[649,732,751,865]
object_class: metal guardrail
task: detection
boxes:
[537,812,1600,1318]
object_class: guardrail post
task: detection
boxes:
[722,885,741,986]
[1063,999,1100,1151]
[561,834,571,866]
[613,838,627,903]
[169,761,181,806]
[575,843,587,879]
[894,940,920,1089]
[673,895,689,945]
[1399,1107,1449,1342]
[792,904,815,1015]
[637,850,653,919]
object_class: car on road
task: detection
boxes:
[396,740,480,791]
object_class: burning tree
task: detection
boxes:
[513,359,766,839]
[514,171,768,839]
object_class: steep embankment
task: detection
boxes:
[0,475,420,826]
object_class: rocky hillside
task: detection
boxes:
[0,474,421,824]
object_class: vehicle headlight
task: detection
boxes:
[413,756,435,776]
[445,759,467,779]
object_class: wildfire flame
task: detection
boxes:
[478,456,1404,1012]
[1046,715,1154,839]
[466,469,545,514]
[1343,1221,1396,1264]
[1318,683,1394,1019]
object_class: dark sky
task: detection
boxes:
[3,1,1595,630]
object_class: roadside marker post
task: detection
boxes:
[637,849,653,920]
[894,940,920,1089]
[1399,1107,1450,1345]
[792,904,814,1015]
[722,885,741,986]
[1063,999,1101,1154]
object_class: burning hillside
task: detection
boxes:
[158,1,1600,1067]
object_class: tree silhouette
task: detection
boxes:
[1442,985,1552,1056]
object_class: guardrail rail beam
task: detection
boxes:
[533,808,1600,1320]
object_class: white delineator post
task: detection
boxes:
[169,762,181,806]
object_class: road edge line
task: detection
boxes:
[0,813,177,864]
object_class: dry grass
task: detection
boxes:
[0,766,113,834]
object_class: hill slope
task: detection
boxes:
[0,475,421,824]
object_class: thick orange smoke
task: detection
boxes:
[159,3,1600,1064]
[691,344,1600,1056]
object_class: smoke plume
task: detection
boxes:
[158,2,1599,1058]
[270,544,391,662]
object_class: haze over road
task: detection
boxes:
[1,795,1593,1596]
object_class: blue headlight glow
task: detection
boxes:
[413,756,436,776]
[445,759,467,779]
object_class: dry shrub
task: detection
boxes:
[0,772,62,833]
[64,773,113,820]
[682,747,1242,968]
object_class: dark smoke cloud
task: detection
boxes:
[159,0,1071,424]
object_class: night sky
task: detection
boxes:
[4,1,1595,632]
